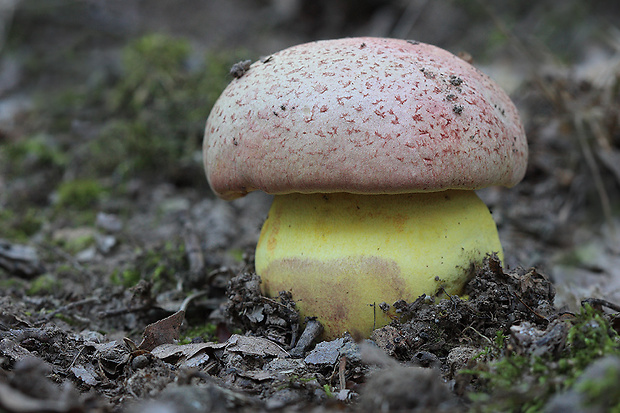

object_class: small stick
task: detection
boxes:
[514,292,548,321]
[338,355,347,390]
[98,304,152,318]
[289,318,323,357]
[179,290,210,312]
[582,298,620,313]
[43,297,100,320]
[183,222,205,274]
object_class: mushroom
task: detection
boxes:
[203,38,527,339]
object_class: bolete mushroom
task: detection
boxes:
[203,37,527,339]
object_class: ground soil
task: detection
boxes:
[1,1,620,412]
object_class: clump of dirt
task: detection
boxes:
[371,255,556,362]
[359,364,460,412]
[225,272,300,348]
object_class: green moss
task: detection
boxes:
[53,313,80,326]
[228,248,245,263]
[10,33,243,193]
[55,179,104,210]
[555,241,604,271]
[578,363,620,411]
[18,209,44,237]
[27,273,62,296]
[84,33,244,180]
[52,228,96,253]
[0,208,44,242]
[180,324,218,344]
[466,305,620,412]
[109,241,187,291]
[0,277,28,290]
[121,34,191,91]
[110,268,142,288]
[2,133,67,177]
[60,234,95,253]
[561,307,620,377]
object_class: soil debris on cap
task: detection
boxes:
[229,59,252,78]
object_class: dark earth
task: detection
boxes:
[1,0,620,412]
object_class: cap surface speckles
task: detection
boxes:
[204,37,528,200]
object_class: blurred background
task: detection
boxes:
[1,0,620,311]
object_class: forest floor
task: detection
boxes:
[1,0,620,411]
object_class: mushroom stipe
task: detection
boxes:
[256,191,502,339]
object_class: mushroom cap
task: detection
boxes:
[204,37,528,200]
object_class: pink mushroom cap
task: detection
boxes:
[204,37,527,200]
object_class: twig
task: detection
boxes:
[513,292,548,321]
[98,304,153,318]
[183,222,205,274]
[289,318,323,358]
[68,346,85,370]
[179,290,210,313]
[99,290,209,319]
[260,296,294,310]
[462,325,494,347]
[573,115,615,234]
[43,297,100,321]
[338,355,347,390]
[582,298,620,313]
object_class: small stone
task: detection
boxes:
[447,346,479,374]
[96,234,117,254]
[95,212,123,232]
[304,338,344,366]
[76,246,97,262]
[131,354,150,370]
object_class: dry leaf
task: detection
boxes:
[70,365,99,386]
[226,334,289,358]
[138,310,185,351]
[151,342,224,361]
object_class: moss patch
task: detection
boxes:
[82,33,244,181]
[466,305,620,412]
[55,179,105,210]
[27,273,63,296]
[110,241,187,291]
[180,323,218,344]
